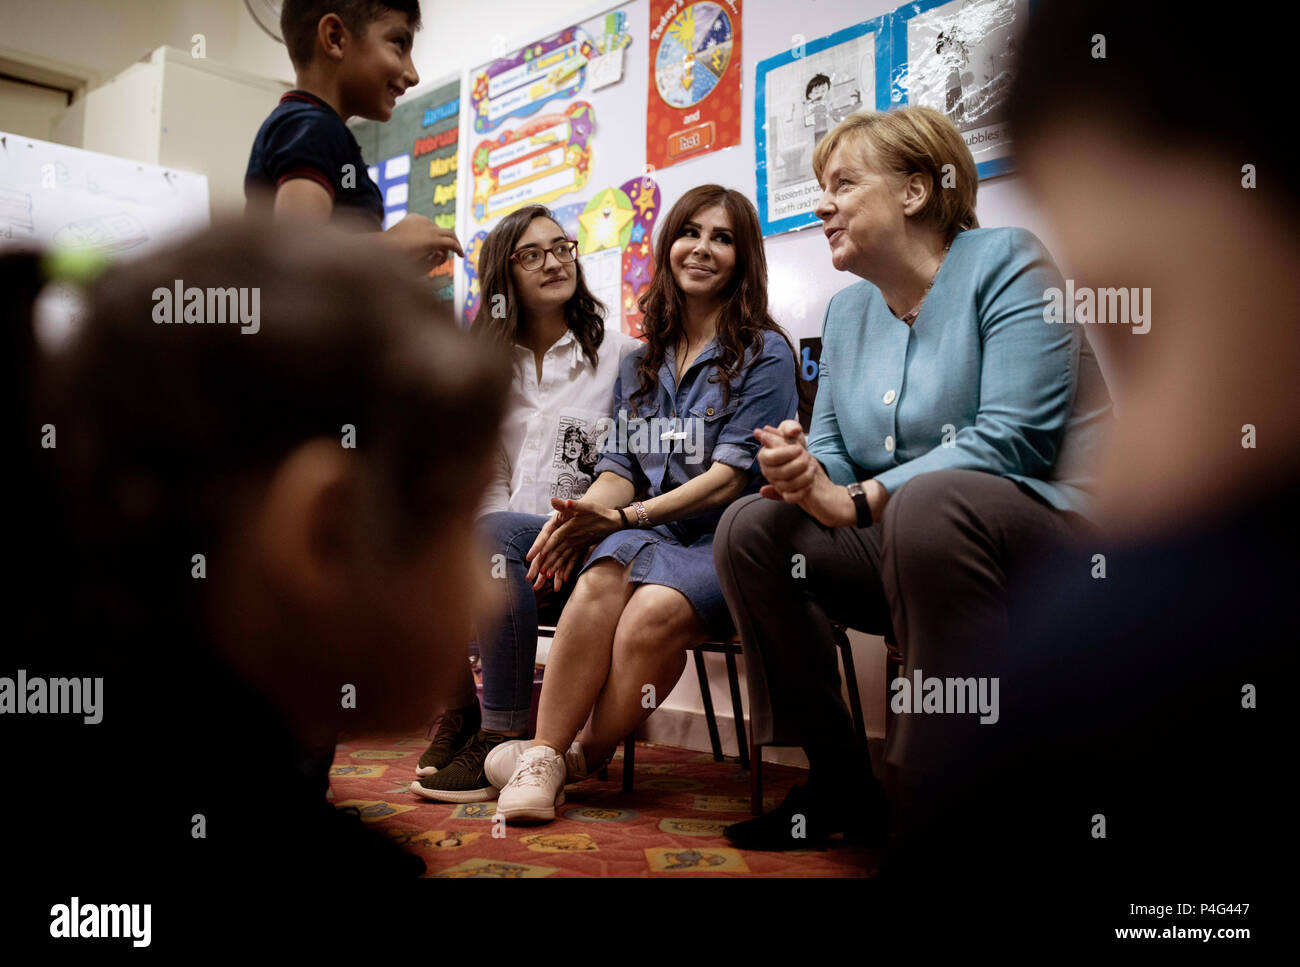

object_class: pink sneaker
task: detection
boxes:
[495,745,567,822]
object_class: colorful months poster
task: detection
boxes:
[646,0,742,172]
[352,76,461,301]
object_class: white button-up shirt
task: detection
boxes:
[477,326,640,518]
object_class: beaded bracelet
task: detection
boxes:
[632,500,651,527]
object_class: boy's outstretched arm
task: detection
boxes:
[272,178,464,271]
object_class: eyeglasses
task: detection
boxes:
[510,240,579,271]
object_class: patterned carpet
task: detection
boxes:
[330,733,880,877]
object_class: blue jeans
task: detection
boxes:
[475,511,573,732]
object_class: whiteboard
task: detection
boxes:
[0,131,210,259]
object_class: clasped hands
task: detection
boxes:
[523,421,875,593]
[524,497,623,593]
[754,419,873,528]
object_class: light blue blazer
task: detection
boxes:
[808,227,1113,518]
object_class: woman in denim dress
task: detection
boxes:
[487,185,799,822]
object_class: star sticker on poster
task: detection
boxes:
[578,188,634,253]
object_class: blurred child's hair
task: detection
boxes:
[471,204,608,371]
[1006,0,1297,218]
[18,219,507,649]
[281,0,423,69]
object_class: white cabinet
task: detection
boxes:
[52,46,288,216]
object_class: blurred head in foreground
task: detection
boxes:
[881,0,1295,926]
[28,220,508,743]
[1007,0,1300,534]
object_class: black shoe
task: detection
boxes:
[411,730,510,803]
[724,782,888,851]
[415,702,481,777]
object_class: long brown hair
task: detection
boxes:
[471,204,607,370]
[632,185,793,410]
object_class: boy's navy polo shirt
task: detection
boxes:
[245,90,384,229]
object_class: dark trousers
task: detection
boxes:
[713,469,1092,775]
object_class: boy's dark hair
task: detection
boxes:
[281,0,422,69]
[805,74,830,99]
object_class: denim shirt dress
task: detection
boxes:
[581,332,798,636]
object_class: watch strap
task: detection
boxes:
[848,483,872,528]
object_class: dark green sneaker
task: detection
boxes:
[415,703,481,777]
[410,730,512,803]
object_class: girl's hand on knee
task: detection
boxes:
[525,514,559,584]
[556,543,595,586]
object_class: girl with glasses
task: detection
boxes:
[410,204,638,803]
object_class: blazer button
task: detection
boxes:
[884,436,895,452]
[882,389,896,405]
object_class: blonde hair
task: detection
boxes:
[812,106,979,240]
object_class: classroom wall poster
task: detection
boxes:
[352,77,461,301]
[646,0,742,172]
[470,26,599,134]
[576,175,660,340]
[462,7,647,336]
[891,0,1024,179]
[469,101,594,224]
[754,18,889,237]
[464,174,659,340]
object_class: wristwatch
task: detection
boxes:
[845,481,873,528]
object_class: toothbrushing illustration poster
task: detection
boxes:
[645,0,742,172]
[892,0,1024,179]
[754,18,887,236]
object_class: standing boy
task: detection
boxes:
[246,0,462,271]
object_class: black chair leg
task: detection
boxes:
[835,626,868,749]
[621,733,635,793]
[693,650,724,762]
[724,650,749,770]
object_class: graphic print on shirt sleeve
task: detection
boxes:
[551,416,602,500]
